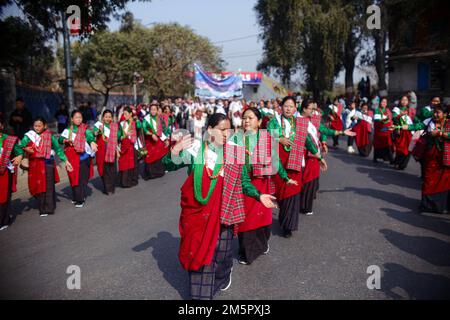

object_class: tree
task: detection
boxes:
[71,23,223,104]
[341,0,371,98]
[72,30,147,107]
[138,23,224,98]
[299,1,350,100]
[0,0,151,39]
[255,0,350,99]
[255,0,304,87]
[0,16,53,85]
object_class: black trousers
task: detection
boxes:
[238,225,271,264]
[279,193,300,232]
[332,136,339,146]
[189,225,234,300]
[37,163,56,214]
[102,162,117,194]
[120,150,139,188]
[373,147,394,163]
[300,178,319,214]
[0,170,13,227]
[72,158,90,203]
[348,136,355,147]
[144,159,165,180]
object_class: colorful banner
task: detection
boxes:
[217,72,263,85]
[194,64,243,99]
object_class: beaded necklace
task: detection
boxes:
[280,115,296,152]
[244,131,259,172]
[193,142,224,205]
[435,118,448,151]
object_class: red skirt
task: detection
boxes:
[65,146,94,187]
[373,122,393,150]
[179,168,224,271]
[302,155,320,185]
[353,121,370,148]
[422,145,450,195]
[144,135,169,164]
[330,118,343,131]
[118,138,136,172]
[394,130,412,156]
[273,144,302,200]
[28,157,60,197]
[0,169,17,204]
[239,176,272,233]
[95,136,116,177]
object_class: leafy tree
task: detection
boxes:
[0,16,53,85]
[138,23,224,98]
[254,0,304,87]
[0,0,151,38]
[71,30,147,106]
[341,0,371,97]
[299,1,350,100]
[71,22,223,104]
[255,0,350,99]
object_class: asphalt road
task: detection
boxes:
[1,142,449,300]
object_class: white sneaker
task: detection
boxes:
[220,268,233,291]
[347,146,355,154]
[40,214,49,217]
[75,202,85,208]
[305,212,314,216]
[0,225,8,231]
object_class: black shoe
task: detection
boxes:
[283,230,292,238]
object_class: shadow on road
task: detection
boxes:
[9,198,35,225]
[329,148,420,190]
[382,263,450,299]
[132,231,189,299]
[380,229,450,267]
[329,148,375,168]
[356,166,420,190]
[59,184,93,201]
[381,208,450,237]
[319,187,419,211]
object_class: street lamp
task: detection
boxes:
[133,72,144,105]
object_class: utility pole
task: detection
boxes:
[61,10,75,111]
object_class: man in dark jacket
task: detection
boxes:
[9,98,32,139]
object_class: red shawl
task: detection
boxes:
[0,135,18,174]
[287,117,308,172]
[311,113,321,129]
[35,130,53,159]
[443,120,450,166]
[252,130,273,177]
[104,123,119,163]
[72,124,87,153]
[222,143,246,226]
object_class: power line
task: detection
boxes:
[223,53,262,59]
[213,33,259,44]
[222,49,262,56]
